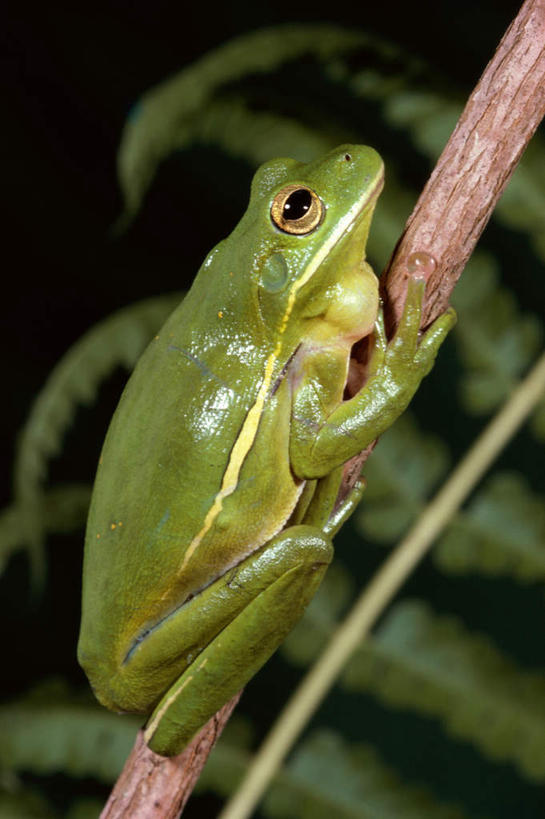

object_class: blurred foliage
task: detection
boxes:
[201,726,469,818]
[14,294,181,584]
[286,584,545,778]
[434,472,545,581]
[3,12,545,819]
[0,681,141,784]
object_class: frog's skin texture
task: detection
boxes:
[78,145,455,756]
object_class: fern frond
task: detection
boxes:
[384,89,462,160]
[285,596,545,779]
[434,472,545,582]
[14,293,181,582]
[263,731,467,819]
[348,45,424,102]
[343,600,545,780]
[201,729,467,819]
[0,687,140,783]
[117,24,368,223]
[172,99,341,167]
[0,484,91,577]
[452,252,543,414]
[355,413,450,543]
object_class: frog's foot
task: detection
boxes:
[415,305,457,375]
[375,275,457,389]
[386,276,456,374]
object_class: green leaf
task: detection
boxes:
[343,600,545,781]
[348,44,424,102]
[13,293,181,583]
[117,24,368,222]
[0,688,141,783]
[384,89,461,160]
[434,472,545,582]
[0,484,91,577]
[170,98,341,167]
[355,413,450,543]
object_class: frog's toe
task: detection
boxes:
[367,310,388,376]
[390,275,427,354]
[415,306,457,371]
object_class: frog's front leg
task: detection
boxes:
[139,526,332,756]
[291,275,456,479]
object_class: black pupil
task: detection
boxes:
[283,188,312,220]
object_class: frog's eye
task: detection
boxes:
[270,185,324,235]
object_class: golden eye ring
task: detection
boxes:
[270,184,324,235]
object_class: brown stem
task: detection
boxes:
[100,1,545,816]
[100,692,241,819]
[382,0,545,327]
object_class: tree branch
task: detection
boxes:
[100,1,545,816]
[382,0,545,327]
[100,692,241,819]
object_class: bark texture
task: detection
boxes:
[100,693,241,819]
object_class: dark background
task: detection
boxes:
[3,1,544,817]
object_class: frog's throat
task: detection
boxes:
[178,173,383,575]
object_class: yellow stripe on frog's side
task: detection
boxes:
[178,180,380,575]
[178,347,279,574]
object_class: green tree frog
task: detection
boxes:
[78,145,455,756]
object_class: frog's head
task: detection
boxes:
[235,145,384,352]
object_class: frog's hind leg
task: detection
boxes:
[144,525,332,756]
